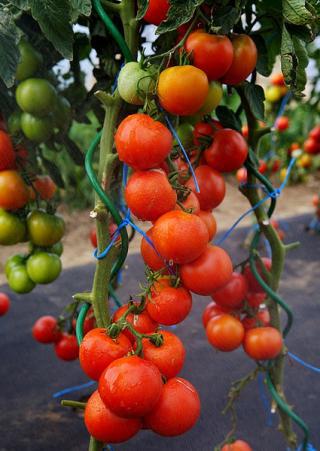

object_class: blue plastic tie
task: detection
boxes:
[288,352,320,374]
[258,372,274,427]
[122,163,129,187]
[52,380,96,398]
[103,446,115,451]
[288,444,317,451]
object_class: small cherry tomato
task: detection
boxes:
[275,116,289,131]
[197,210,217,240]
[242,309,270,330]
[0,293,10,316]
[54,333,79,361]
[221,439,253,451]
[202,302,233,328]
[243,326,283,360]
[143,0,169,25]
[221,35,257,85]
[0,131,15,170]
[186,165,226,210]
[32,315,62,343]
[243,258,271,293]
[206,314,245,352]
[211,272,248,309]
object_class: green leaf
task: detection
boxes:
[0,12,21,87]
[157,0,205,34]
[63,136,85,166]
[215,106,242,132]
[283,0,313,25]
[41,156,65,188]
[29,0,73,59]
[9,0,30,9]
[70,0,92,21]
[136,0,149,20]
[243,82,265,121]
[210,6,241,35]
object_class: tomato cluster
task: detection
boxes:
[304,125,320,155]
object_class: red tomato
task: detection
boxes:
[180,245,233,295]
[54,333,79,361]
[158,65,209,116]
[246,291,267,308]
[0,292,10,316]
[177,191,200,214]
[115,114,172,170]
[143,0,169,25]
[79,328,132,381]
[0,131,15,170]
[211,272,248,309]
[140,227,167,271]
[32,315,62,344]
[236,167,247,183]
[221,35,257,85]
[312,194,319,207]
[193,120,222,146]
[32,175,56,200]
[206,314,245,351]
[125,170,177,221]
[90,229,97,247]
[99,355,163,417]
[242,309,270,330]
[241,125,248,138]
[147,284,192,325]
[258,160,267,174]
[290,142,300,152]
[113,302,158,344]
[83,311,96,335]
[144,377,200,436]
[185,31,233,80]
[222,439,253,451]
[304,138,320,154]
[271,73,285,87]
[142,330,185,378]
[186,165,226,210]
[152,210,209,264]
[204,129,248,172]
[309,125,320,142]
[0,170,29,210]
[202,302,233,327]
[84,390,141,443]
[243,258,271,293]
[243,326,283,360]
[276,116,289,131]
[197,210,217,240]
[271,159,281,172]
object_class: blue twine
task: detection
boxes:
[52,380,96,398]
[215,158,296,246]
[163,114,200,193]
[288,352,320,374]
[122,163,129,188]
[288,444,317,451]
[103,446,115,451]
[258,372,274,427]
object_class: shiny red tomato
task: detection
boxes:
[304,138,320,154]
[212,272,248,309]
[246,291,267,308]
[243,326,283,360]
[113,302,158,343]
[0,131,15,170]
[309,125,320,142]
[99,355,163,417]
[186,165,226,210]
[185,31,233,80]
[79,328,132,380]
[143,0,169,25]
[258,160,267,174]
[242,309,270,330]
[54,333,79,361]
[32,315,62,343]
[144,377,200,436]
[181,245,233,295]
[271,73,285,87]
[202,302,233,328]
[243,258,271,293]
[221,34,257,85]
[236,167,247,183]
[276,116,289,131]
[0,292,10,316]
[0,170,29,210]
[84,390,141,443]
[140,227,167,272]
[206,314,245,351]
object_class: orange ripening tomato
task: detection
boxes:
[202,301,233,328]
[84,390,141,443]
[125,170,177,221]
[271,73,285,87]
[115,113,172,170]
[185,31,234,81]
[211,272,248,309]
[241,125,249,138]
[312,194,319,208]
[0,170,29,210]
[204,129,248,172]
[143,0,169,25]
[0,130,16,170]
[221,34,257,85]
[32,175,57,200]
[206,314,245,352]
[221,439,253,451]
[197,210,217,240]
[140,227,167,272]
[180,245,233,295]
[157,65,209,116]
[186,165,226,210]
[144,377,200,436]
[152,210,209,264]
[243,326,283,360]
[236,167,247,184]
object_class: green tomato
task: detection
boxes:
[0,209,26,245]
[53,96,72,131]
[118,62,155,105]
[198,81,223,115]
[21,112,54,143]
[31,241,64,256]
[27,210,65,247]
[8,265,35,293]
[5,254,26,278]
[26,252,62,284]
[7,111,22,135]
[16,78,57,117]
[265,86,282,103]
[174,123,194,150]
[16,40,42,81]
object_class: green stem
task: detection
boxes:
[89,437,103,451]
[61,400,86,409]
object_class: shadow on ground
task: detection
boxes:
[0,214,319,451]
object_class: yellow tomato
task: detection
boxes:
[265,86,282,103]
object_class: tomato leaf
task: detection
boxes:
[242,83,265,121]
[210,6,241,35]
[70,0,92,21]
[215,106,242,132]
[156,0,205,34]
[136,0,149,20]
[283,0,313,25]
[41,156,65,188]
[29,0,73,59]
[0,12,21,87]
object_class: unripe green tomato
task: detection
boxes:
[5,254,25,278]
[8,265,36,293]
[27,210,65,247]
[198,81,223,114]
[48,241,64,256]
[26,252,62,284]
[16,78,57,117]
[174,123,194,150]
[21,112,54,143]
[265,86,282,103]
[7,111,22,135]
[0,209,26,245]
[53,96,72,131]
[118,62,155,105]
[16,40,42,81]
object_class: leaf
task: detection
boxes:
[215,106,242,132]
[243,82,265,121]
[136,0,149,20]
[29,0,73,59]
[70,0,92,21]
[9,0,30,9]
[210,6,241,35]
[63,136,85,166]
[41,156,65,188]
[0,12,21,87]
[157,0,205,34]
[282,0,313,25]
